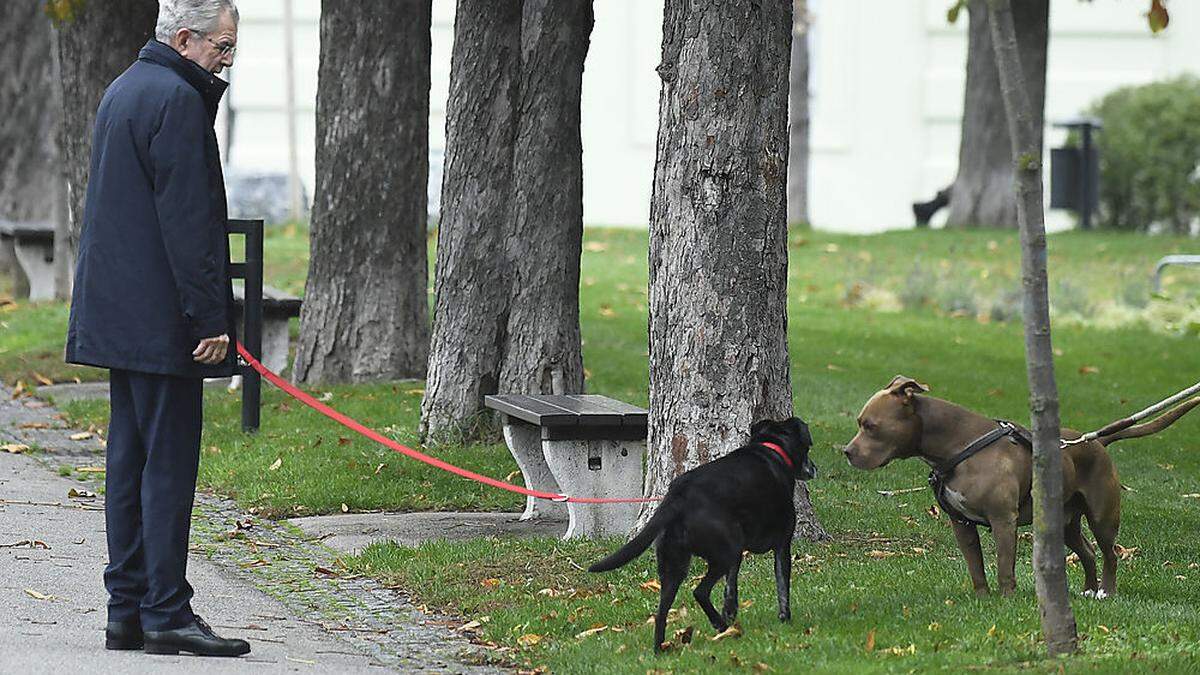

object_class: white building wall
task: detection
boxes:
[221,0,1200,232]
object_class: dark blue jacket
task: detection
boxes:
[67,40,236,378]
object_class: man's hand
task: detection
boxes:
[193,334,230,364]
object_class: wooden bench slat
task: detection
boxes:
[231,283,302,317]
[564,395,648,427]
[535,395,624,426]
[484,395,579,427]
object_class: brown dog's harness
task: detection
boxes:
[928,420,1033,528]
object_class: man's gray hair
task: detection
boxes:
[155,0,239,42]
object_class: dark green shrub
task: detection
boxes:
[1085,76,1200,233]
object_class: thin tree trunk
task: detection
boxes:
[421,0,522,440]
[498,0,592,397]
[947,0,1047,229]
[49,25,72,300]
[53,0,158,258]
[786,0,810,226]
[642,0,824,540]
[988,0,1078,656]
[294,0,432,384]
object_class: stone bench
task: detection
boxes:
[0,219,55,301]
[231,283,301,376]
[483,394,647,539]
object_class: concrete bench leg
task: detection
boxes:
[542,439,645,539]
[502,423,565,521]
[12,240,54,301]
[261,317,291,374]
[1,237,30,298]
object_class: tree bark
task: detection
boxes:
[53,0,158,257]
[946,0,1047,229]
[988,0,1078,656]
[0,1,55,297]
[0,1,56,224]
[421,0,523,439]
[786,0,810,226]
[498,0,592,397]
[422,0,593,441]
[642,0,824,540]
[294,0,432,384]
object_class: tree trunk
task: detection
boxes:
[642,0,824,540]
[0,1,57,298]
[421,0,523,439]
[294,0,432,384]
[498,0,592,397]
[53,0,158,257]
[988,0,1078,656]
[786,0,810,226]
[946,0,1047,229]
[423,0,593,440]
[0,0,57,224]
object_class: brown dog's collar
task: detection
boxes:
[759,441,793,470]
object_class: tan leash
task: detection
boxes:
[1062,380,1200,447]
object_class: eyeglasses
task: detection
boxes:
[191,30,237,58]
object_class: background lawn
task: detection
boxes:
[4,225,1200,671]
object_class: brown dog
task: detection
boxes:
[843,375,1200,598]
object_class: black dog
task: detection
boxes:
[588,418,817,651]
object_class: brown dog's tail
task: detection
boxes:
[587,499,682,573]
[1099,396,1200,446]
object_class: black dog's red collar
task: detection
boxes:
[760,441,793,469]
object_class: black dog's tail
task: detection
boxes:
[587,499,682,573]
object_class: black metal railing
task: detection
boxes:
[227,218,263,432]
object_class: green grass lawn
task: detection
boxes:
[5,225,1200,671]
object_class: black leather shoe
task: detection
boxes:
[105,620,143,650]
[143,615,251,657]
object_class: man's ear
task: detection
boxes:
[885,375,929,402]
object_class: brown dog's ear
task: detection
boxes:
[885,375,929,401]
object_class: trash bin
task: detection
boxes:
[1050,117,1102,229]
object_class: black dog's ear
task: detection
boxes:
[749,419,773,438]
[790,418,813,448]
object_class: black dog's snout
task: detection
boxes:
[801,459,818,480]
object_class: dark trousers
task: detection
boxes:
[104,369,202,631]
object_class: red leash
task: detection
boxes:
[236,343,659,505]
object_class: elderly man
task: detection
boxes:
[66,0,249,658]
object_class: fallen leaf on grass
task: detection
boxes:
[68,432,92,441]
[374,463,387,476]
[313,566,339,578]
[33,372,54,386]
[881,643,917,656]
[576,625,609,640]
[865,628,876,652]
[337,436,351,446]
[876,487,923,497]
[1078,365,1100,375]
[340,503,349,513]
[711,626,741,642]
[673,626,694,645]
[1182,493,1200,499]
[2,444,30,454]
[866,550,896,559]
[19,422,50,430]
[584,241,608,253]
[268,457,283,471]
[517,633,543,647]
[1115,545,1139,561]
[640,578,661,592]
[504,470,521,483]
[76,466,105,473]
[481,578,502,588]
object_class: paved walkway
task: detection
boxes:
[1,385,502,674]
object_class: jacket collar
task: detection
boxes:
[138,39,228,122]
